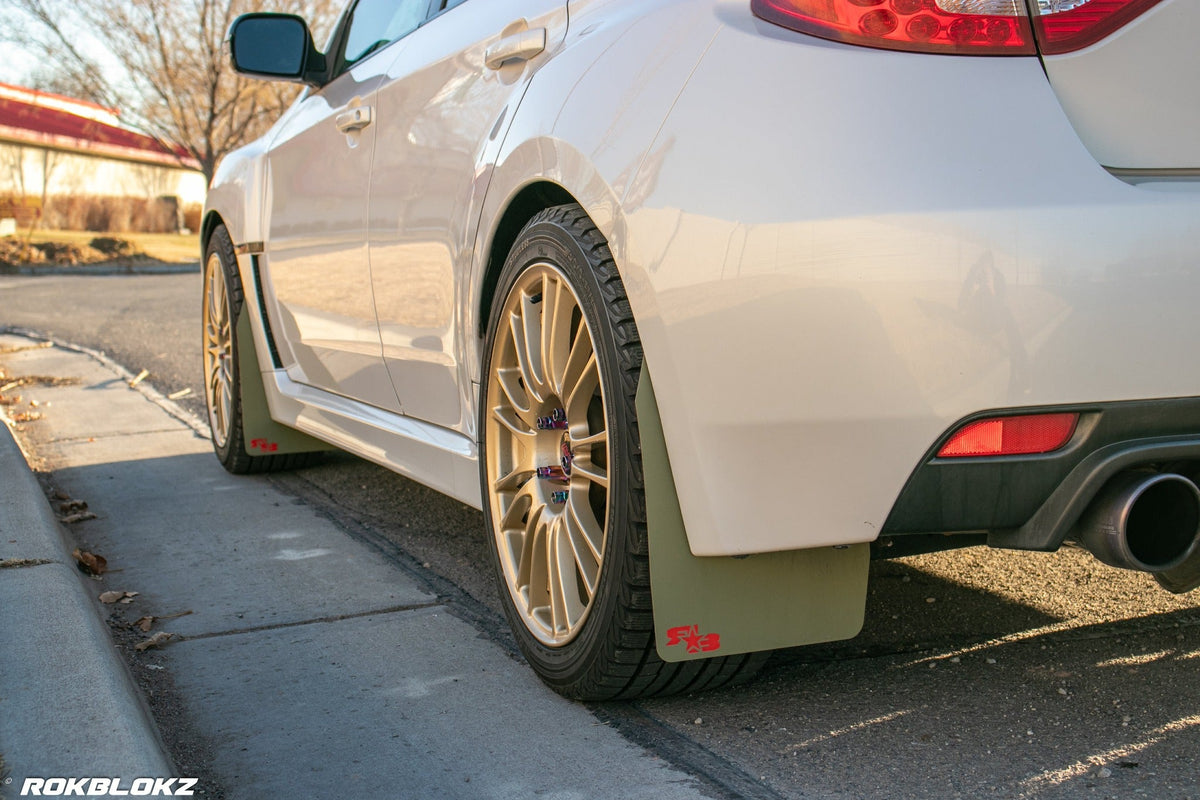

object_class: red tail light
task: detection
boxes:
[753,0,1164,55]
[1030,0,1164,55]
[751,0,1037,55]
[937,412,1079,458]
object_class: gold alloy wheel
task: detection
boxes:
[485,263,611,647]
[203,252,234,450]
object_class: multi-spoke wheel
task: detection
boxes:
[204,244,234,452]
[480,205,767,700]
[486,261,611,646]
[202,224,319,475]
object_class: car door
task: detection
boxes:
[366,0,568,432]
[261,0,439,412]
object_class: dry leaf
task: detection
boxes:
[99,590,138,604]
[12,411,42,423]
[59,511,97,524]
[59,499,88,514]
[72,548,107,576]
[129,369,150,387]
[0,381,18,392]
[0,395,21,406]
[51,489,70,501]
[135,632,175,651]
[134,610,193,632]
[167,388,192,400]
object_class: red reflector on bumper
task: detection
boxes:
[937,413,1079,458]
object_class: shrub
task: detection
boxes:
[42,195,181,233]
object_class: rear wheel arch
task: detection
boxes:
[477,181,576,340]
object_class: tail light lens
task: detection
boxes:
[937,412,1079,458]
[752,0,1164,55]
[1031,0,1164,55]
[751,0,1037,55]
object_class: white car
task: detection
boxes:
[203,0,1200,699]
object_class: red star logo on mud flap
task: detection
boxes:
[666,624,721,654]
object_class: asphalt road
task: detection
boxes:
[3,272,1199,799]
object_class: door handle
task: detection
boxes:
[484,28,547,70]
[335,106,374,133]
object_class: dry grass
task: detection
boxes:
[13,229,199,264]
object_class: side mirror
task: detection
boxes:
[229,13,326,86]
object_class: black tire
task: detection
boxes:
[203,225,321,475]
[479,204,767,700]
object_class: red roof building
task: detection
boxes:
[0,82,199,170]
[0,83,206,224]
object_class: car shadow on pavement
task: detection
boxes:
[641,564,1200,800]
[38,443,1200,800]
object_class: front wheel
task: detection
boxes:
[479,205,764,699]
[202,224,319,475]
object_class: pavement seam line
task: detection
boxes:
[47,429,190,444]
[170,602,444,643]
[267,471,525,658]
[0,327,212,440]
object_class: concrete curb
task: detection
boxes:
[0,261,199,277]
[0,419,175,788]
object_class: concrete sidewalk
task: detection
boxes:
[0,343,174,791]
[0,334,715,800]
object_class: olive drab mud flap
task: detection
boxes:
[236,308,330,457]
[638,366,870,663]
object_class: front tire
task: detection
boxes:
[479,205,764,699]
[203,225,318,475]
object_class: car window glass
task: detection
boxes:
[341,0,429,71]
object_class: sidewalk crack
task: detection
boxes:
[174,601,443,642]
[48,428,187,444]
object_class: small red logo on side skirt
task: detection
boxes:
[666,625,721,654]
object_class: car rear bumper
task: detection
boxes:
[621,15,1200,556]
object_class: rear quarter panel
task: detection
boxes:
[619,4,1200,555]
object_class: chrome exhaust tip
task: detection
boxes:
[1078,471,1200,573]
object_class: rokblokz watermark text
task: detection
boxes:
[19,777,197,796]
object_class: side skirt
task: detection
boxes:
[258,362,482,510]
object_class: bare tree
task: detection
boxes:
[5,0,342,183]
[0,142,63,235]
[0,145,29,200]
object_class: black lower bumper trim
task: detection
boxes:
[882,397,1200,552]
